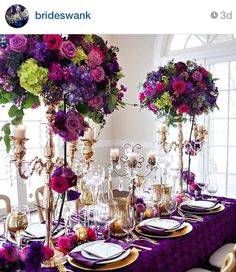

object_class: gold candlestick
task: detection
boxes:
[81,139,96,166]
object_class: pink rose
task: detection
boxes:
[50,176,70,193]
[192,71,202,81]
[87,227,97,241]
[139,92,145,103]
[88,47,105,67]
[177,104,190,114]
[199,66,209,77]
[42,246,54,261]
[65,111,84,131]
[91,66,105,82]
[88,96,104,109]
[19,246,29,262]
[148,103,158,113]
[64,130,79,142]
[172,79,186,95]
[59,41,77,58]
[57,236,73,251]
[9,35,27,52]
[155,82,165,92]
[135,203,146,213]
[43,35,63,51]
[189,182,198,191]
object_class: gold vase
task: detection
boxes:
[153,184,172,215]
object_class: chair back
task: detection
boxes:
[35,186,45,223]
[0,194,11,215]
[221,253,236,272]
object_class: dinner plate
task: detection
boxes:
[70,240,131,265]
[68,247,139,271]
[179,203,225,215]
[135,222,193,239]
[186,200,220,210]
[140,218,182,232]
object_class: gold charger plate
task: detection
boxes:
[179,203,225,215]
[135,222,193,239]
[67,247,139,271]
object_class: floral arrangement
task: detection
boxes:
[0,34,126,151]
[139,60,218,125]
[182,170,201,194]
[0,242,53,271]
[50,166,77,194]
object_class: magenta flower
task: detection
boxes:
[199,66,209,77]
[88,96,103,109]
[88,47,105,67]
[2,243,18,263]
[42,246,54,261]
[57,236,73,251]
[65,110,84,131]
[172,79,186,95]
[50,176,70,193]
[177,104,190,114]
[155,82,165,92]
[192,71,202,81]
[43,35,63,51]
[91,66,105,82]
[139,92,145,103]
[49,63,64,81]
[9,35,27,53]
[59,41,77,58]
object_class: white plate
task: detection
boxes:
[70,240,131,265]
[81,242,124,260]
[140,218,181,231]
[183,200,221,210]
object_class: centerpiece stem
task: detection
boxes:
[178,120,184,194]
[187,116,195,180]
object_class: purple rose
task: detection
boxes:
[9,35,27,52]
[91,66,105,82]
[64,130,78,142]
[65,110,84,131]
[192,71,202,81]
[59,41,77,58]
[88,96,104,109]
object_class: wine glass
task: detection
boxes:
[0,218,6,247]
[196,173,209,198]
[120,206,135,243]
[164,193,177,218]
[207,179,218,201]
[6,205,30,272]
[152,184,165,218]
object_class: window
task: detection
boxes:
[157,34,236,197]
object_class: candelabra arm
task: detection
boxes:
[178,120,184,194]
[136,166,158,178]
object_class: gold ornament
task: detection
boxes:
[75,226,87,241]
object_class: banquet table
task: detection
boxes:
[41,196,236,272]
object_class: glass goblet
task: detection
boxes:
[164,193,177,218]
[207,179,218,201]
[6,205,30,272]
[120,207,135,243]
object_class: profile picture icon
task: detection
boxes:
[5,4,29,28]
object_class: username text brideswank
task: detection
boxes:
[35,10,91,20]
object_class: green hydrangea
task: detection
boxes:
[154,92,172,109]
[85,35,93,43]
[72,47,88,64]
[17,58,48,95]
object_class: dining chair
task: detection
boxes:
[0,194,11,215]
[186,252,236,272]
[35,186,45,223]
[209,243,235,269]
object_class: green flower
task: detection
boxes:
[72,47,88,64]
[154,92,172,109]
[85,35,93,43]
[17,58,48,96]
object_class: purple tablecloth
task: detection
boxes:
[43,196,236,272]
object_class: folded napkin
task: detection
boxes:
[181,201,220,212]
[69,239,130,268]
[139,219,185,236]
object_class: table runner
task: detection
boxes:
[43,196,236,272]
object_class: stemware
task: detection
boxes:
[6,205,30,272]
[207,178,218,201]
[0,218,6,246]
[196,172,209,198]
[164,193,177,218]
[152,184,166,218]
[120,205,135,243]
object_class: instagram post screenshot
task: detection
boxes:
[0,0,235,271]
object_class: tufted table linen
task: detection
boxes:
[43,196,236,272]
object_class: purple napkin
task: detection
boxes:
[69,239,130,268]
[181,200,220,213]
[139,218,185,236]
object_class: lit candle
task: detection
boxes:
[160,125,166,133]
[147,150,156,160]
[110,148,120,160]
[127,152,138,163]
[13,125,26,139]
[84,128,94,140]
[198,124,204,131]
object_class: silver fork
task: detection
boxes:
[178,210,203,221]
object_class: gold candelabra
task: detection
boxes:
[109,143,157,208]
[159,120,207,194]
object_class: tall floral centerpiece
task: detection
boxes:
[0,34,126,267]
[139,60,218,193]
